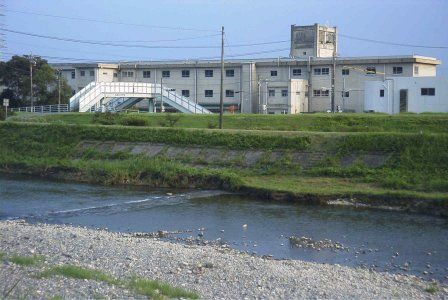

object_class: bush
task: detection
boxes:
[0,107,14,121]
[120,117,147,126]
[158,114,182,127]
[92,112,119,125]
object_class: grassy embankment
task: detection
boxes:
[1,113,448,213]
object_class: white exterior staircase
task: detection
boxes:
[69,82,211,114]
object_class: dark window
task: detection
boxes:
[281,90,288,97]
[414,66,419,75]
[270,70,277,77]
[205,69,213,77]
[143,71,151,78]
[380,89,385,97]
[321,90,330,97]
[71,71,75,79]
[366,67,376,75]
[72,89,76,95]
[80,70,85,77]
[182,70,190,77]
[292,69,302,76]
[393,66,403,75]
[321,67,330,75]
[268,89,275,97]
[226,69,235,77]
[342,69,349,76]
[182,90,190,97]
[421,88,435,96]
[313,68,321,75]
[313,90,321,97]
[113,73,118,78]
[90,70,94,76]
[343,91,350,97]
[226,90,234,97]
[162,70,170,78]
[205,90,213,97]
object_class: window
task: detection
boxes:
[71,71,75,79]
[113,73,118,78]
[182,90,190,97]
[313,68,321,75]
[343,91,350,98]
[314,90,329,97]
[281,90,288,97]
[342,69,349,76]
[303,51,307,56]
[143,71,151,78]
[90,70,94,76]
[226,90,234,97]
[80,70,85,77]
[321,67,330,75]
[414,66,419,75]
[102,72,108,75]
[268,89,275,97]
[205,90,213,97]
[205,69,213,77]
[366,67,376,75]
[380,89,385,97]
[393,66,403,75]
[292,69,302,76]
[162,70,170,78]
[122,71,134,78]
[226,69,235,77]
[421,88,435,96]
[270,70,278,77]
[182,70,190,77]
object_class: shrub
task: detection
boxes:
[92,112,119,125]
[158,114,182,127]
[120,117,147,126]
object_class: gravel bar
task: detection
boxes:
[1,220,447,299]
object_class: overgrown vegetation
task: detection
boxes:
[9,254,45,266]
[0,117,447,205]
[40,265,198,299]
[10,112,448,133]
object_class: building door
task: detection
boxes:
[399,89,408,113]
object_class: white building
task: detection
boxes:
[365,77,448,114]
[53,23,443,114]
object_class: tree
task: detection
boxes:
[0,55,72,108]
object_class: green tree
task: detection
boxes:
[0,55,72,108]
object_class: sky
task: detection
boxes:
[2,0,448,76]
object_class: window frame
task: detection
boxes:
[181,89,190,97]
[321,67,330,75]
[162,70,170,78]
[380,89,385,97]
[89,70,95,77]
[143,70,151,78]
[421,88,435,96]
[393,66,403,75]
[205,69,213,77]
[226,69,235,77]
[342,69,349,76]
[225,89,235,97]
[414,66,419,75]
[268,89,275,97]
[281,90,288,97]
[313,68,322,75]
[313,90,321,97]
[71,71,76,79]
[80,70,85,77]
[182,70,190,78]
[270,70,278,77]
[292,68,302,76]
[205,89,213,97]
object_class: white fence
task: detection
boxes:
[10,104,70,114]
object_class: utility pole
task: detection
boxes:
[331,32,337,113]
[218,26,224,129]
[57,69,61,112]
[160,77,164,113]
[29,54,34,111]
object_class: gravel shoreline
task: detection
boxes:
[1,220,447,299]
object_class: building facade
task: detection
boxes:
[54,24,442,114]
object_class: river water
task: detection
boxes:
[1,174,447,283]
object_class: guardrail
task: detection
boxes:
[10,104,70,114]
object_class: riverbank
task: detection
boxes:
[1,220,446,299]
[0,121,447,216]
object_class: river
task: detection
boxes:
[1,174,447,283]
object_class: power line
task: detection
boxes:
[340,33,448,49]
[4,8,219,33]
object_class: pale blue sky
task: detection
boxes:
[3,0,448,76]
